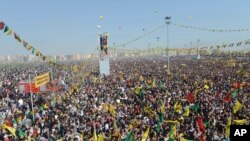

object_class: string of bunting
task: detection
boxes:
[0,21,57,66]
[113,23,250,49]
[172,23,250,32]
[113,25,165,48]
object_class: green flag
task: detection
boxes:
[157,119,161,133]
[231,89,239,98]
[190,103,199,113]
[139,89,144,100]
[18,129,26,139]
[4,26,9,33]
[51,99,55,107]
[125,131,136,141]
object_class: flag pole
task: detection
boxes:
[29,74,35,122]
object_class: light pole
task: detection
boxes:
[197,39,200,59]
[165,16,171,73]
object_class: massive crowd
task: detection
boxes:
[0,56,249,141]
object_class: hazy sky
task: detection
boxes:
[0,0,249,55]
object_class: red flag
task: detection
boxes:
[197,116,205,133]
[233,82,240,89]
[187,93,195,103]
[0,22,5,30]
[200,133,205,141]
[223,94,231,103]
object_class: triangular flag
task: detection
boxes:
[14,32,22,42]
[4,26,9,33]
[23,40,28,47]
[32,48,36,54]
[6,29,12,35]
[0,22,5,30]
[27,45,33,50]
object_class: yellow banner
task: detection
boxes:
[34,72,50,87]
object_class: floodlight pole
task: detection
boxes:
[165,16,171,73]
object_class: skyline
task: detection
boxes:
[0,0,250,56]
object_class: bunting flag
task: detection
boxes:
[183,106,190,117]
[14,32,22,42]
[197,116,205,134]
[141,127,150,141]
[32,48,36,54]
[233,119,247,125]
[3,25,10,33]
[225,117,231,137]
[26,45,33,50]
[6,29,13,35]
[186,93,195,103]
[233,99,243,113]
[22,40,28,48]
[0,21,5,29]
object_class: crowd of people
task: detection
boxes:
[0,56,249,141]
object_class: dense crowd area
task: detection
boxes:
[0,57,249,141]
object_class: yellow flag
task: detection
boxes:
[183,106,190,117]
[139,75,144,81]
[2,124,16,136]
[141,127,150,141]
[102,103,109,111]
[152,78,156,88]
[234,119,247,125]
[174,101,182,113]
[233,99,243,113]
[98,133,104,141]
[225,117,231,137]
[6,29,13,35]
[204,84,209,89]
[109,104,116,116]
[161,99,166,113]
[166,120,179,124]
[93,128,98,141]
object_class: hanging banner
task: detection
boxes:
[34,72,50,88]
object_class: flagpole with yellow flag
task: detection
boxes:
[141,127,150,141]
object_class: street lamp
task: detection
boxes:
[197,39,200,59]
[165,16,171,74]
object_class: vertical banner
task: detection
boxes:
[100,58,110,75]
[99,33,108,55]
[34,72,50,88]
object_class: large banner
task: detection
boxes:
[100,58,110,75]
[34,72,50,88]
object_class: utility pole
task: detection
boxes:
[165,16,171,74]
[197,39,200,59]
